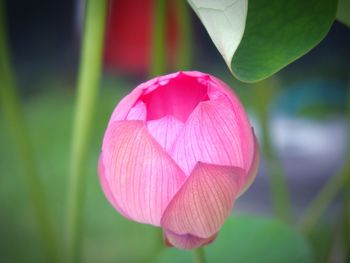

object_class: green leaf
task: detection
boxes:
[187,0,248,67]
[232,0,337,82]
[336,0,350,27]
[189,0,337,82]
[157,216,312,263]
[156,249,194,263]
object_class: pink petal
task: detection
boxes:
[237,132,260,197]
[208,75,256,171]
[102,121,186,226]
[164,230,217,250]
[108,76,162,123]
[177,70,208,80]
[147,115,184,152]
[141,72,180,94]
[126,101,147,121]
[109,88,144,122]
[170,98,254,175]
[161,162,243,238]
[98,154,131,219]
[208,74,244,102]
[107,72,203,123]
[141,72,209,122]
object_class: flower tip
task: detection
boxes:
[163,230,218,250]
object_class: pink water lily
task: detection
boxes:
[99,71,259,249]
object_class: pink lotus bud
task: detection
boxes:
[99,71,259,249]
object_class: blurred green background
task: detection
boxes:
[1,0,350,262]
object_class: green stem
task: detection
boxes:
[298,73,350,234]
[150,0,167,76]
[194,247,206,263]
[297,162,350,233]
[260,117,292,223]
[341,74,350,261]
[175,0,192,70]
[65,0,107,262]
[254,78,292,223]
[0,1,58,262]
[340,193,350,261]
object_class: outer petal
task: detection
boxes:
[109,88,144,122]
[102,120,186,226]
[164,230,217,250]
[98,154,131,219]
[126,101,147,121]
[170,98,253,175]
[161,162,244,238]
[237,133,260,197]
[147,115,184,151]
[209,73,255,172]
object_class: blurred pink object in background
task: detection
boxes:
[104,0,179,74]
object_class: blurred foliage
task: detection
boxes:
[306,223,333,263]
[273,79,347,119]
[336,0,350,27]
[0,78,161,263]
[157,216,312,263]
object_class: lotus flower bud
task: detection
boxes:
[99,71,259,249]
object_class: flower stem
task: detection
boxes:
[65,0,107,262]
[297,162,350,233]
[298,73,350,233]
[150,0,167,76]
[339,74,350,261]
[194,247,206,263]
[341,196,350,260]
[175,0,192,70]
[0,1,58,262]
[254,78,292,223]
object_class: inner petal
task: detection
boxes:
[147,115,185,152]
[141,75,209,122]
[126,101,147,121]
